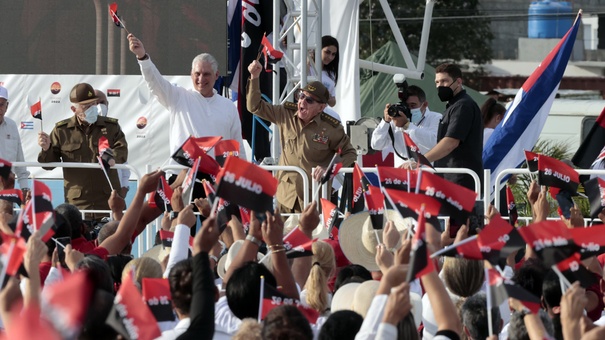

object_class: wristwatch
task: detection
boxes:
[169,211,179,221]
[246,235,262,247]
[137,53,149,61]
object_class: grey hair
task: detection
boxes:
[191,53,218,73]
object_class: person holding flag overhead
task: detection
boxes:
[37,83,128,220]
[247,60,356,213]
[127,33,247,180]
[0,86,30,193]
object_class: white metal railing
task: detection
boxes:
[312,166,482,201]
[493,168,605,215]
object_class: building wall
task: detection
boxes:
[480,0,602,60]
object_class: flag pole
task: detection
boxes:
[406,169,411,193]
[39,97,44,132]
[551,265,572,294]
[110,9,131,35]
[31,175,37,232]
[258,276,265,323]
[97,156,115,192]
[485,268,495,336]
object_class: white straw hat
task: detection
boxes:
[338,210,411,272]
[217,240,271,279]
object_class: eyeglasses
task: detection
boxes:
[298,92,318,105]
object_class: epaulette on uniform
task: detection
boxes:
[55,118,70,127]
[320,112,340,128]
[104,117,119,124]
[283,101,298,111]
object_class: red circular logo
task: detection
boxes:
[50,82,61,95]
[136,117,148,129]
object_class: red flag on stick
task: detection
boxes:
[260,34,284,73]
[108,2,130,34]
[215,156,278,213]
[407,205,435,282]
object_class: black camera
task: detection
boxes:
[387,74,411,119]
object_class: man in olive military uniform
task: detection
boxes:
[37,83,128,219]
[247,60,356,213]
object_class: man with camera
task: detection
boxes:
[371,83,441,167]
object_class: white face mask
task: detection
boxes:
[98,104,108,117]
[410,108,423,124]
[83,105,99,124]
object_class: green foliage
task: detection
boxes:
[359,0,494,65]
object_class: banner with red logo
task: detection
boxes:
[418,171,478,222]
[142,278,177,323]
[537,154,579,193]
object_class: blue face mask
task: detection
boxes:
[410,108,423,124]
[83,105,99,124]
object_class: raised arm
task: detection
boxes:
[98,170,164,255]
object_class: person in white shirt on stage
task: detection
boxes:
[0,86,30,193]
[127,34,247,173]
[371,85,441,167]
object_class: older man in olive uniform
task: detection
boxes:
[247,60,356,213]
[38,83,128,219]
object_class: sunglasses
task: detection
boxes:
[298,92,319,105]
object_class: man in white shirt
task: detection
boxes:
[371,85,441,167]
[0,86,30,192]
[127,34,247,172]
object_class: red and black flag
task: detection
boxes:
[239,206,251,233]
[216,198,240,234]
[485,268,508,331]
[215,156,278,213]
[351,163,370,213]
[98,136,114,173]
[486,268,541,315]
[538,154,579,194]
[142,278,177,323]
[376,166,419,192]
[572,106,605,169]
[149,175,173,212]
[286,239,314,259]
[364,185,385,230]
[172,137,221,176]
[418,171,478,222]
[0,231,27,277]
[403,133,433,169]
[583,177,605,219]
[159,230,174,249]
[23,180,55,242]
[320,151,343,185]
[109,2,125,29]
[524,150,539,172]
[506,186,518,226]
[0,189,23,206]
[569,226,605,259]
[320,198,340,239]
[382,188,441,219]
[260,34,284,73]
[283,227,312,253]
[518,220,577,267]
[478,215,525,261]
[202,179,217,205]
[259,277,319,323]
[107,271,162,340]
[214,139,240,167]
[554,252,599,288]
[27,96,42,120]
[41,271,94,339]
[431,235,483,260]
[407,205,435,282]
[181,156,201,205]
[0,158,12,179]
[192,136,223,153]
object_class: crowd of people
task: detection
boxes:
[0,25,603,340]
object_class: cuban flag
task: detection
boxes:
[483,12,581,198]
